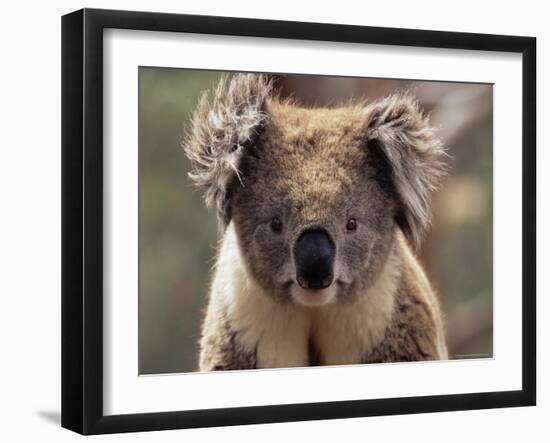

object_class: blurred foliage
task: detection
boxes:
[139,69,493,374]
[139,69,220,373]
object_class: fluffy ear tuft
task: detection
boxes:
[183,73,273,226]
[365,93,447,249]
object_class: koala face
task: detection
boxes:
[184,74,445,307]
[231,103,398,306]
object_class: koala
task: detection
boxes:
[183,73,448,371]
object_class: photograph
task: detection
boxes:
[58,7,537,435]
[138,69,493,374]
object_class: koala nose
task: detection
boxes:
[294,229,335,290]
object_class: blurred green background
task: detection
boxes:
[139,68,493,374]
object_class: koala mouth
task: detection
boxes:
[290,282,338,307]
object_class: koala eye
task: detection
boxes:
[346,218,357,232]
[270,217,282,233]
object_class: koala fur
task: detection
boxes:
[183,73,448,371]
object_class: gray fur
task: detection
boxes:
[183,73,272,225]
[365,94,447,248]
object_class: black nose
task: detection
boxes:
[294,229,335,290]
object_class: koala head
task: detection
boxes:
[184,74,446,307]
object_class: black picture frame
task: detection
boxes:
[61,8,536,435]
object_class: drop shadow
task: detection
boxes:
[36,410,61,426]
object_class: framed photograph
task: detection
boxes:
[61,8,536,435]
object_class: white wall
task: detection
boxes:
[0,0,546,441]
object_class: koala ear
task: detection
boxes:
[183,73,272,226]
[365,93,447,249]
